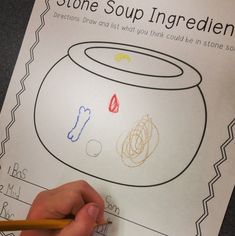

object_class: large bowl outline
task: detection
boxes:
[34,41,207,188]
[83,47,184,78]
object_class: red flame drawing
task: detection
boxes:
[109,94,119,113]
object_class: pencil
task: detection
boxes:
[0,219,111,231]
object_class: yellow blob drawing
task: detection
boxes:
[114,53,132,63]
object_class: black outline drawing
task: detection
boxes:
[69,41,201,90]
[34,41,207,187]
[84,46,184,81]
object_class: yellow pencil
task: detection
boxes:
[0,219,111,231]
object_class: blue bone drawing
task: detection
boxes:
[67,106,91,142]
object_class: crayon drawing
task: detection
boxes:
[67,106,91,142]
[117,114,159,168]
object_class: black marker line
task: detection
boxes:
[9,175,48,191]
[105,211,168,236]
[3,194,31,206]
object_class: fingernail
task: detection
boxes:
[88,204,99,221]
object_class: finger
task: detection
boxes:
[48,180,105,223]
[51,180,105,223]
[58,203,100,236]
[64,180,105,223]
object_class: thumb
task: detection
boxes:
[58,203,100,236]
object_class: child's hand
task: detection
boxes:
[20,180,105,236]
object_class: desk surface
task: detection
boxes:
[0,1,234,235]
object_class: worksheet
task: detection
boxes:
[0,0,234,235]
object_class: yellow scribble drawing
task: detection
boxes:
[114,53,131,63]
[117,115,159,168]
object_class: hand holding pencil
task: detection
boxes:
[16,180,106,236]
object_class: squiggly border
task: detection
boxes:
[0,232,14,236]
[0,0,50,235]
[0,0,50,160]
[195,119,235,235]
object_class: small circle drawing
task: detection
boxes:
[86,139,102,157]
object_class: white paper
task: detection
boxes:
[0,0,234,235]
